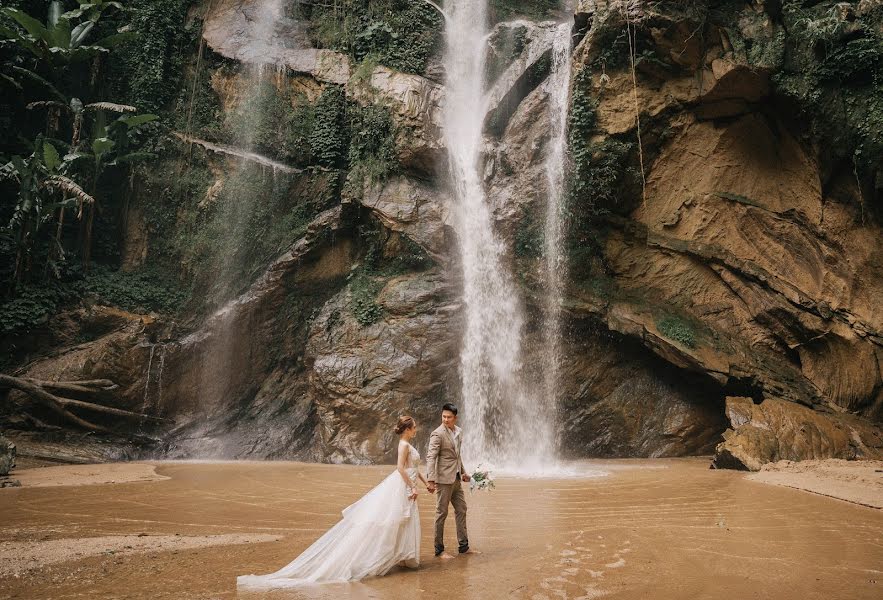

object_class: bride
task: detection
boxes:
[237,416,430,588]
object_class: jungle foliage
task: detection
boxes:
[0,0,163,332]
[293,0,443,75]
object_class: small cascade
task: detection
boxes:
[139,343,167,431]
[141,343,156,419]
[155,345,167,417]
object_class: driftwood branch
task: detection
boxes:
[0,374,170,433]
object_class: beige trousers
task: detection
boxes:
[434,477,468,555]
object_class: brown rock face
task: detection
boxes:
[712,397,883,471]
[305,270,457,463]
[356,177,450,263]
[555,0,883,467]
[558,323,727,458]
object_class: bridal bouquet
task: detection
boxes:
[469,466,495,492]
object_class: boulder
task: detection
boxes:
[358,176,450,262]
[348,66,445,176]
[712,397,883,470]
[0,435,15,475]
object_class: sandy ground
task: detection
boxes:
[7,462,168,488]
[0,458,881,599]
[748,459,883,509]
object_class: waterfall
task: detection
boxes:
[193,0,289,430]
[540,22,574,453]
[442,2,578,472]
[443,1,553,469]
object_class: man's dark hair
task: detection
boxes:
[441,402,458,415]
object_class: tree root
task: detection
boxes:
[0,374,170,434]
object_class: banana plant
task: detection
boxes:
[0,0,130,67]
[1,135,93,285]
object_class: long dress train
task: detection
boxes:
[237,442,421,589]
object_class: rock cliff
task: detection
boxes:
[2,0,881,470]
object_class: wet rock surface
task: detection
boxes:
[0,434,15,475]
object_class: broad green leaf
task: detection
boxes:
[63,45,107,63]
[63,152,92,166]
[10,155,28,176]
[61,8,87,20]
[43,142,60,171]
[1,8,51,44]
[49,15,71,49]
[0,73,23,91]
[92,136,114,157]
[0,25,42,58]
[70,20,94,47]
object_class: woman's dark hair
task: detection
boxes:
[441,402,458,415]
[395,415,416,435]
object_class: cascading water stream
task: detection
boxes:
[443,0,558,470]
[441,1,589,475]
[192,0,290,433]
[540,22,574,453]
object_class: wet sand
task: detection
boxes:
[748,459,883,509]
[1,458,881,599]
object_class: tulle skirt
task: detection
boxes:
[237,470,420,589]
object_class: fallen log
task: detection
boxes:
[0,374,170,433]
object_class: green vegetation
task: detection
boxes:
[345,219,433,327]
[347,102,399,189]
[514,209,543,259]
[225,77,316,165]
[0,263,187,336]
[295,0,443,76]
[171,53,226,144]
[656,315,697,349]
[489,0,560,22]
[349,270,384,326]
[772,1,883,205]
[0,273,79,336]
[170,164,335,306]
[567,64,637,226]
[0,0,158,300]
[111,0,195,114]
[310,85,349,168]
[83,264,188,314]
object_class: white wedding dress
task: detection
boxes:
[237,442,421,589]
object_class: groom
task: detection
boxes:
[426,403,477,559]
